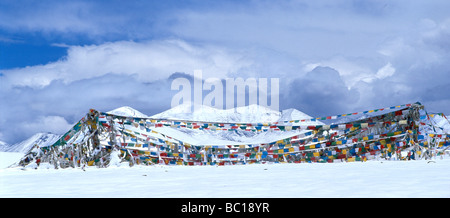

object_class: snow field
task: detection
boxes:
[1,152,450,198]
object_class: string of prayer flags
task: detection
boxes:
[15,102,448,169]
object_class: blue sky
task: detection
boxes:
[1,0,450,144]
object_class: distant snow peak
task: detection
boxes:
[151,103,281,123]
[109,104,322,125]
[279,108,326,125]
[0,132,61,153]
[279,108,312,121]
[107,106,148,118]
[0,140,10,150]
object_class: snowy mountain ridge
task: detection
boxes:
[150,103,326,126]
[151,103,281,123]
[107,106,149,118]
[0,132,61,153]
[0,140,9,150]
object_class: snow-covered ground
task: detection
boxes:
[1,151,449,198]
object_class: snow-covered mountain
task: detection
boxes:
[151,103,281,123]
[107,106,148,118]
[150,103,325,126]
[279,108,325,125]
[0,140,10,151]
[0,133,61,153]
